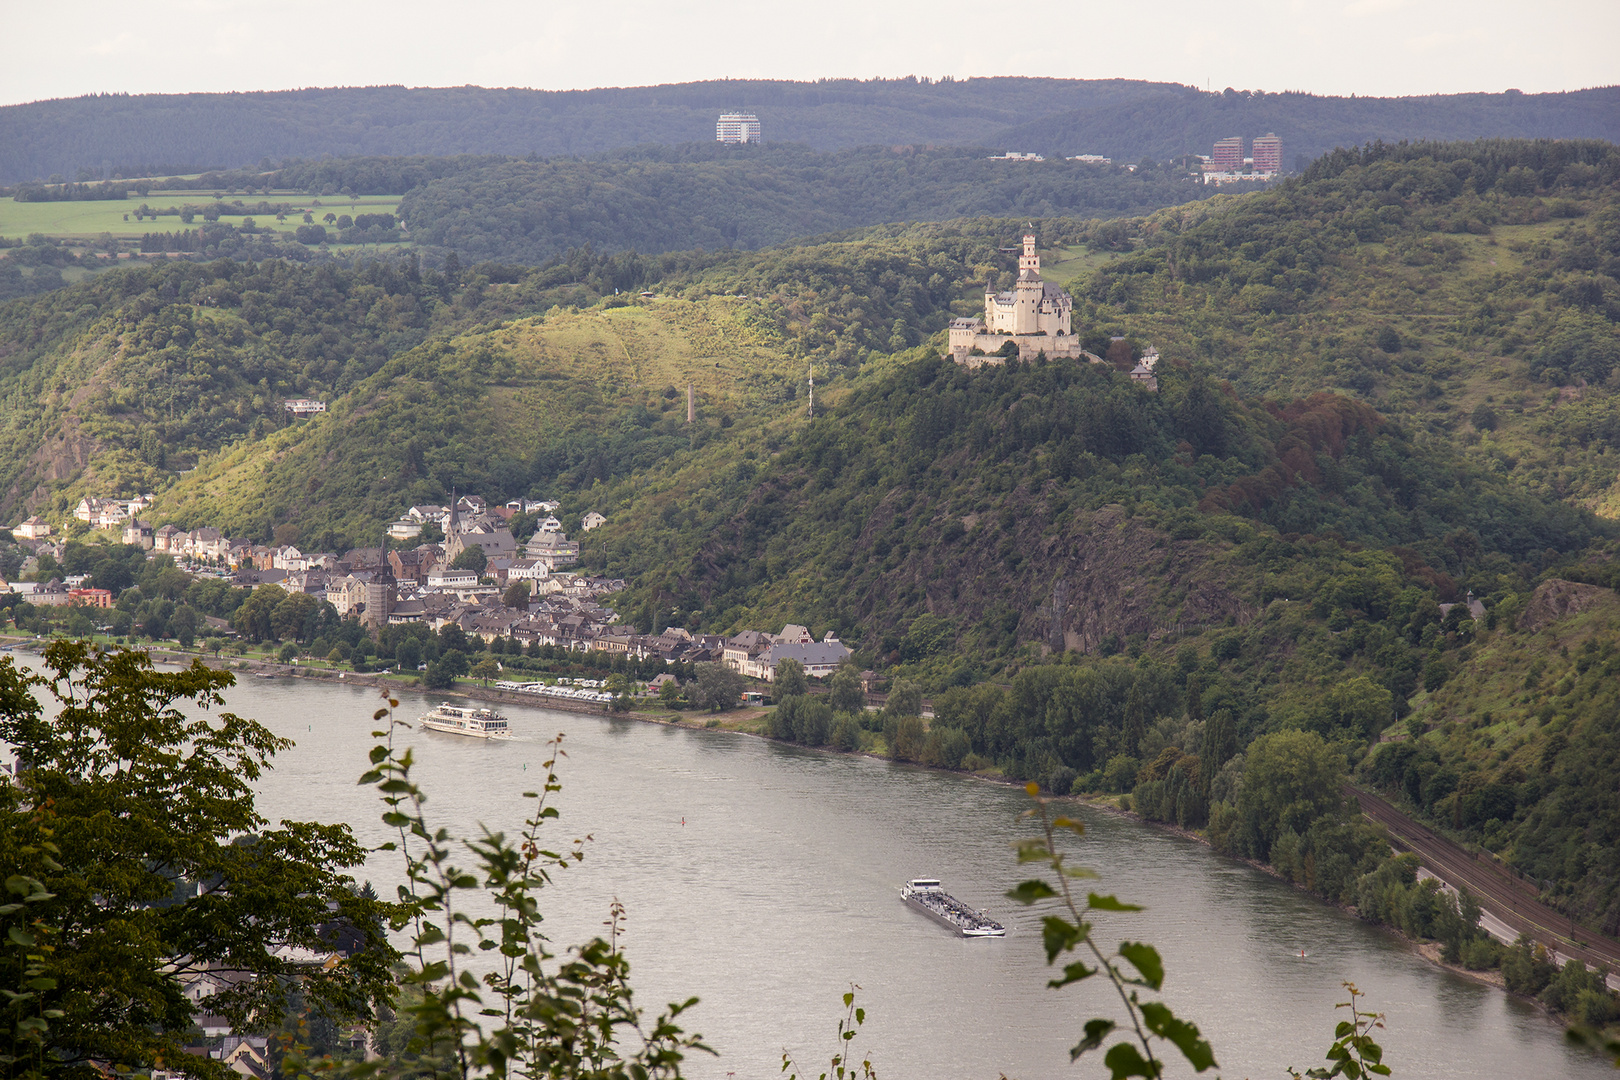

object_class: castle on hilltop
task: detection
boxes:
[948,233,1088,366]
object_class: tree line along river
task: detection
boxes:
[31,657,1619,1079]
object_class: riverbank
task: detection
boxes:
[1,634,775,729]
[1063,790,1599,1025]
[0,634,1593,1026]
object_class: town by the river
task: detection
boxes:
[153,670,1604,1080]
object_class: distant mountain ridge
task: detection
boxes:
[3,78,1617,186]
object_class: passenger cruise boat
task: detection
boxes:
[419,703,512,739]
[900,878,1006,937]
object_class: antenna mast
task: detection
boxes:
[807,362,814,418]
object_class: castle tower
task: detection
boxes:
[1014,233,1043,335]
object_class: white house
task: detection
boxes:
[506,559,549,582]
[581,512,608,532]
[14,516,52,540]
[426,569,480,590]
[745,640,853,681]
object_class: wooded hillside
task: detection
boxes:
[5,138,1620,946]
[4,78,1616,186]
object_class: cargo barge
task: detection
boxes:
[900,878,1006,937]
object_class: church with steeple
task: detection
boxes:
[948,233,1088,366]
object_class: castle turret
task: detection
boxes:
[1019,233,1039,275]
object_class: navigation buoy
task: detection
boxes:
[681,817,686,826]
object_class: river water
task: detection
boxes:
[25,660,1614,1078]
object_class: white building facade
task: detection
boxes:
[716,113,762,144]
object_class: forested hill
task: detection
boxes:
[1001,86,1620,167]
[394,145,1226,264]
[5,137,1620,960]
[4,78,1618,185]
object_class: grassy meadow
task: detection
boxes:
[0,191,404,243]
[1042,243,1121,289]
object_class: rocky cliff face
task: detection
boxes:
[1519,578,1610,633]
[685,475,1254,660]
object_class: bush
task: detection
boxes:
[829,712,861,752]
[921,726,971,769]
[792,698,833,746]
[885,714,926,761]
[1501,935,1557,996]
[1100,754,1141,794]
[1462,937,1501,971]
[1045,765,1078,796]
[767,697,797,739]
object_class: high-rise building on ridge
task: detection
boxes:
[1252,133,1283,174]
[716,113,762,144]
[1210,136,1243,172]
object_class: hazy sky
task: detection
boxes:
[5,0,1617,107]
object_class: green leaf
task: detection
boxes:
[1047,961,1098,989]
[1041,916,1082,963]
[1069,1018,1115,1060]
[1087,893,1144,912]
[1014,838,1052,864]
[1118,941,1164,990]
[1051,816,1086,836]
[1140,1001,1216,1070]
[1103,1040,1156,1079]
[1006,880,1058,905]
[8,927,36,947]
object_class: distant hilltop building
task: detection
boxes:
[1201,133,1283,184]
[1209,136,1243,172]
[716,112,761,144]
[284,399,326,416]
[987,151,1045,161]
[1067,154,1112,165]
[949,233,1087,365]
[1252,133,1283,174]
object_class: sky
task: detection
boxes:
[5,0,1617,107]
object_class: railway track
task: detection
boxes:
[1348,784,1620,973]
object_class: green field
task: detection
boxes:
[1042,243,1120,289]
[0,192,404,242]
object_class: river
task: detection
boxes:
[19,659,1614,1078]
